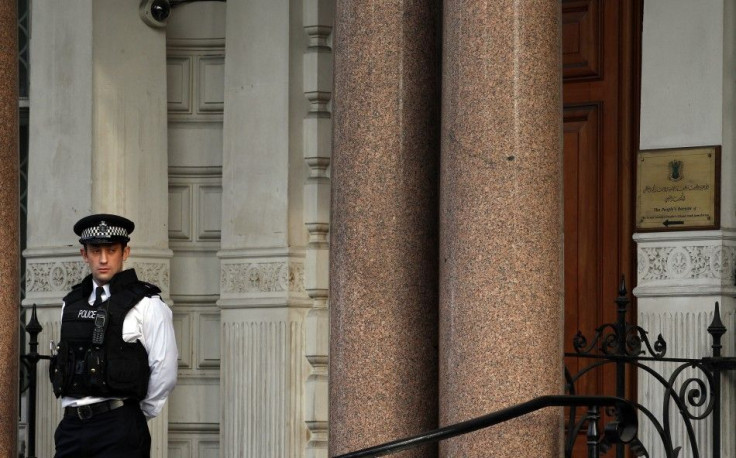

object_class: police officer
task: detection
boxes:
[50,214,178,458]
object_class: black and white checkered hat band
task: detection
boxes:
[80,222,129,240]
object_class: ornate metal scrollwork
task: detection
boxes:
[571,277,667,359]
[565,278,735,457]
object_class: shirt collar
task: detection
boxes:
[88,281,110,305]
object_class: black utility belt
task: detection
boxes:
[64,399,131,420]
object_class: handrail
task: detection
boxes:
[334,395,638,458]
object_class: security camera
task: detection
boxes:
[139,0,171,28]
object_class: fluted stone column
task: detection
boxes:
[439,1,563,456]
[219,0,311,456]
[25,3,93,454]
[25,1,170,455]
[90,3,172,454]
[330,1,441,456]
[0,2,19,456]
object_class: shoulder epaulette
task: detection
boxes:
[134,280,162,298]
[63,282,86,303]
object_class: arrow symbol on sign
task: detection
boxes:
[663,220,684,227]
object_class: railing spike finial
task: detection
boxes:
[708,301,726,357]
[619,275,627,296]
[25,303,43,337]
[615,275,629,318]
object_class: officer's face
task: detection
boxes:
[81,243,130,285]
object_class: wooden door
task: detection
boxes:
[562,0,641,454]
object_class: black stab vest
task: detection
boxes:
[49,269,160,399]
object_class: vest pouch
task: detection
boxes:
[85,347,106,391]
[105,340,150,399]
[48,341,74,398]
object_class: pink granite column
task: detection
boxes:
[329,0,441,456]
[0,2,19,457]
[440,1,563,456]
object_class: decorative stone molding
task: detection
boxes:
[25,260,171,296]
[129,261,171,294]
[220,261,305,294]
[26,261,87,293]
[633,230,736,297]
[638,245,735,282]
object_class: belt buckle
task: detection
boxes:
[77,405,93,420]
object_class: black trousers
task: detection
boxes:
[54,401,151,458]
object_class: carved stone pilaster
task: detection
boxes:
[221,316,305,457]
[302,1,333,456]
[635,230,736,456]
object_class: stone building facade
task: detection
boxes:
[0,0,734,457]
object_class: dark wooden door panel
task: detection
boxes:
[563,0,602,80]
[563,105,602,396]
[562,0,641,454]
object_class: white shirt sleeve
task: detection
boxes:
[122,296,179,419]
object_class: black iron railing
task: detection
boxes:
[19,305,51,458]
[22,279,736,456]
[337,277,736,457]
[566,277,736,457]
[335,395,639,458]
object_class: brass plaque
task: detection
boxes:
[636,146,720,231]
